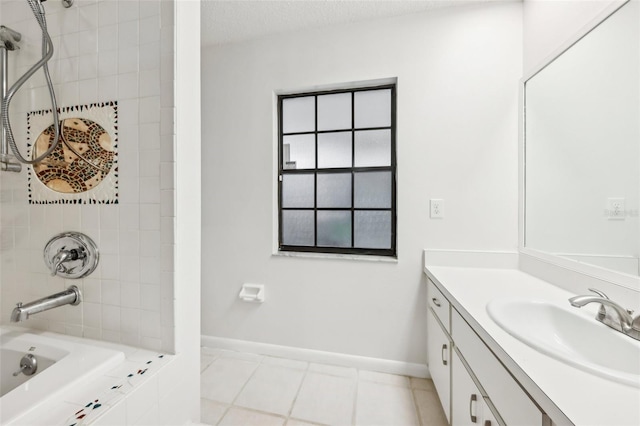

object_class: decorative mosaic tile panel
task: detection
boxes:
[64,354,168,426]
[27,102,118,204]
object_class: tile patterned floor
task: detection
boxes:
[200,347,448,426]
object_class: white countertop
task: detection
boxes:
[424,265,640,426]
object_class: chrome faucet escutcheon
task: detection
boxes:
[44,232,98,279]
[569,288,640,341]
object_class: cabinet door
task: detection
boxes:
[452,351,483,426]
[481,402,498,426]
[452,309,542,425]
[427,308,451,423]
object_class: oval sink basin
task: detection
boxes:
[486,298,640,388]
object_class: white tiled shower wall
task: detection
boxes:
[0,0,176,353]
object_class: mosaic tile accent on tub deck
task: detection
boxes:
[64,354,168,426]
[27,102,118,204]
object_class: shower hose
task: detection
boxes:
[1,0,61,165]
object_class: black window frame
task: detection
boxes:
[277,84,397,257]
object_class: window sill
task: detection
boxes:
[272,250,398,263]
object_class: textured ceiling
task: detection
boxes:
[201,0,508,47]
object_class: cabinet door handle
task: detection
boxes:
[432,298,441,307]
[484,421,492,426]
[441,344,448,365]
[469,394,478,423]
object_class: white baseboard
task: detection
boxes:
[201,335,430,379]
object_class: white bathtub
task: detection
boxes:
[0,326,125,425]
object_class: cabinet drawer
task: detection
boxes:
[452,309,543,426]
[428,279,450,333]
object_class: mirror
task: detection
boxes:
[524,1,639,276]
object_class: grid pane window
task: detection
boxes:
[318,93,352,131]
[283,134,315,170]
[354,130,391,167]
[278,84,396,257]
[318,132,352,168]
[354,89,392,128]
[282,174,315,208]
[317,211,352,247]
[317,173,351,208]
[282,96,315,133]
[354,171,392,209]
[282,210,314,246]
[354,211,392,249]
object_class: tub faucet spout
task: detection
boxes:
[10,285,81,322]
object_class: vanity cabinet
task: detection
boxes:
[427,279,544,426]
[452,351,498,426]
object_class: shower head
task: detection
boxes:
[0,26,22,51]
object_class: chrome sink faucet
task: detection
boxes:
[569,288,640,341]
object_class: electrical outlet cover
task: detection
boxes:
[430,199,444,219]
[607,198,625,220]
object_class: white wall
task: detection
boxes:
[0,0,176,353]
[201,3,522,364]
[523,0,626,75]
